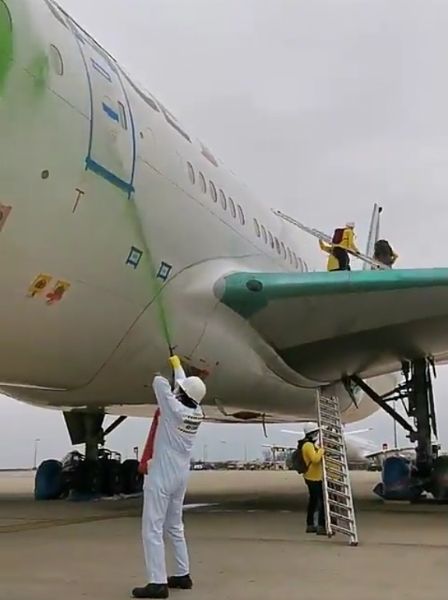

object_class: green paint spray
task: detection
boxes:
[0,1,14,95]
[142,236,174,355]
[27,51,49,95]
[127,199,175,355]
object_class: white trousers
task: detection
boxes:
[142,478,189,584]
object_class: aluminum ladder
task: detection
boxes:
[273,209,389,270]
[317,393,359,546]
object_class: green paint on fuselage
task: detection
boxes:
[27,51,49,95]
[0,1,14,95]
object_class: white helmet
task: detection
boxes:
[346,221,355,229]
[178,376,206,404]
[303,422,319,436]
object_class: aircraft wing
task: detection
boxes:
[365,447,415,459]
[263,444,295,450]
[216,268,448,383]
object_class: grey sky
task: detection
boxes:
[2,0,448,467]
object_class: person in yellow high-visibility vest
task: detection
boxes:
[301,423,326,535]
[319,240,341,271]
[319,222,360,271]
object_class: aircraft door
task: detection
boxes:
[70,22,135,196]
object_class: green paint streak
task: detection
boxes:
[144,243,173,351]
[125,200,174,351]
[0,1,14,95]
[220,268,448,319]
[27,51,49,95]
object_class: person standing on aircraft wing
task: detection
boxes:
[319,222,360,271]
[132,356,207,600]
[319,239,344,271]
[301,423,326,535]
[373,239,398,268]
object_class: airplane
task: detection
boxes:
[279,427,378,463]
[2,0,448,499]
[263,441,374,467]
[365,446,417,465]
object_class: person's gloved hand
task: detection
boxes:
[169,355,181,369]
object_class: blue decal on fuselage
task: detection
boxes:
[102,102,119,122]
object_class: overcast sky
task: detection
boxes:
[2,0,448,467]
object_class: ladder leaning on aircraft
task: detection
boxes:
[317,393,358,546]
[273,209,390,271]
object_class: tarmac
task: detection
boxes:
[0,470,447,600]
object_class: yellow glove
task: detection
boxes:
[169,355,181,370]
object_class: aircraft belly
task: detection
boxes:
[0,272,150,388]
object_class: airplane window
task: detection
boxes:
[229,197,237,218]
[293,253,299,269]
[219,190,227,210]
[187,162,195,185]
[275,237,281,255]
[268,231,274,249]
[261,225,268,244]
[287,248,293,264]
[281,242,287,259]
[117,101,128,130]
[199,172,207,194]
[254,219,261,237]
[49,44,64,76]
[237,205,245,225]
[209,181,217,202]
[303,261,309,272]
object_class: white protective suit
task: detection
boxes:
[142,364,203,584]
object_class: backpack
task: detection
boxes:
[332,228,345,244]
[290,440,310,474]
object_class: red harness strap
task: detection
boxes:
[138,408,161,475]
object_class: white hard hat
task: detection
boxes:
[178,376,207,404]
[346,221,355,229]
[303,422,319,435]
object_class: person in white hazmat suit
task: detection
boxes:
[132,355,206,599]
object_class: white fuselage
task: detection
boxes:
[0,0,388,422]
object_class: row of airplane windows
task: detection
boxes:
[186,162,307,271]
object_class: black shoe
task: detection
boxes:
[306,525,317,533]
[316,526,327,536]
[132,584,169,599]
[168,575,193,590]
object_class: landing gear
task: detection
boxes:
[34,411,143,500]
[350,358,447,501]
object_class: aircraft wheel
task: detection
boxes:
[73,459,102,496]
[430,456,448,500]
[104,459,123,496]
[121,459,143,494]
[34,460,63,500]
